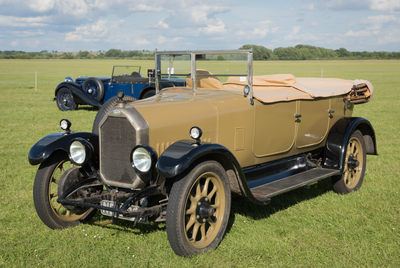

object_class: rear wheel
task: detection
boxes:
[33,152,94,229]
[56,87,77,111]
[82,77,105,102]
[333,130,366,194]
[166,161,231,256]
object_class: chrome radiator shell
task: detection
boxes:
[98,103,149,189]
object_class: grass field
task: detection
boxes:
[0,59,399,267]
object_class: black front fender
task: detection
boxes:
[156,140,266,204]
[55,82,102,108]
[156,141,241,178]
[28,132,98,165]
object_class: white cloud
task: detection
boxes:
[324,0,400,11]
[28,0,54,12]
[199,19,226,35]
[0,15,48,27]
[370,0,400,11]
[285,26,319,42]
[345,15,399,38]
[156,20,169,29]
[134,38,151,46]
[252,20,276,38]
[65,19,108,42]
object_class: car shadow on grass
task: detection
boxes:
[76,105,98,111]
[225,177,334,233]
[86,214,166,235]
[85,177,334,236]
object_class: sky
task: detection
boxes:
[0,0,399,52]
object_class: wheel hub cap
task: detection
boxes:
[347,156,359,170]
[196,197,216,222]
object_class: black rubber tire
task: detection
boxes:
[140,88,156,99]
[166,161,231,256]
[33,152,95,229]
[333,130,366,194]
[56,87,77,111]
[82,77,105,102]
[91,95,136,135]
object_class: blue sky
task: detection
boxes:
[0,0,399,52]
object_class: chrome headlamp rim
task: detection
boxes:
[130,145,157,174]
[60,119,71,132]
[189,126,202,143]
[69,138,93,165]
[64,76,73,83]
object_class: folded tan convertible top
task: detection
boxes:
[223,74,374,103]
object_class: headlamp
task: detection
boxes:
[131,146,156,173]
[69,139,93,165]
[189,126,202,144]
[60,119,71,132]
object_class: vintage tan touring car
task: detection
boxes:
[29,50,376,256]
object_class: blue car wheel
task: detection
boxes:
[56,88,77,111]
[82,77,105,102]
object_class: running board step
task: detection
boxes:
[249,168,340,201]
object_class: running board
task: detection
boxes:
[249,168,340,202]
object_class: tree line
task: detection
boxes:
[240,44,400,60]
[0,49,154,59]
[1,45,400,60]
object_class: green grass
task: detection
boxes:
[0,59,399,267]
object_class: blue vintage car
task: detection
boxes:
[54,65,185,110]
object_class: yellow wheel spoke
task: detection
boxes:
[202,177,211,196]
[55,203,62,213]
[200,224,206,241]
[192,222,200,241]
[66,210,71,216]
[350,142,355,154]
[186,215,196,231]
[195,183,201,199]
[211,202,219,209]
[207,187,217,200]
[186,204,196,215]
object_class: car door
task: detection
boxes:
[296,99,330,148]
[252,101,297,157]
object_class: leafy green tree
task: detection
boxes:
[240,44,276,60]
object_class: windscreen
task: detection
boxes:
[156,51,251,90]
[112,66,141,77]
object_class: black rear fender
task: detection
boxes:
[55,82,102,107]
[28,132,98,166]
[323,117,377,171]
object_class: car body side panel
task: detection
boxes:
[134,88,358,170]
[104,83,146,102]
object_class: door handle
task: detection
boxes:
[328,109,335,118]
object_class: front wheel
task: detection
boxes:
[166,161,231,256]
[33,152,95,229]
[56,87,77,111]
[333,130,367,194]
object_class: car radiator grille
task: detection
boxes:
[100,116,137,187]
